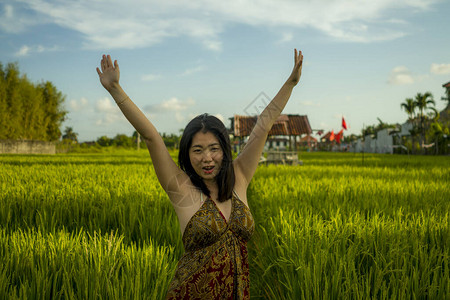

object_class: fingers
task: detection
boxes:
[294,49,303,68]
[294,48,303,66]
[106,55,113,67]
[99,54,119,73]
[96,67,102,76]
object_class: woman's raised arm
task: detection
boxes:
[234,49,303,186]
[96,55,187,198]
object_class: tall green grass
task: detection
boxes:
[248,154,449,299]
[0,151,449,299]
[0,229,175,299]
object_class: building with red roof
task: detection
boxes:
[229,114,312,151]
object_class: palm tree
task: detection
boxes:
[427,107,439,121]
[414,92,435,152]
[401,98,418,154]
[400,98,416,122]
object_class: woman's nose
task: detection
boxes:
[202,151,212,161]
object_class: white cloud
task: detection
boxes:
[144,97,196,115]
[181,66,205,76]
[95,97,122,125]
[141,74,162,81]
[69,97,89,111]
[16,45,30,56]
[0,4,40,33]
[203,40,222,51]
[278,32,293,44]
[96,97,118,113]
[430,63,450,75]
[157,98,198,123]
[6,0,440,51]
[388,65,415,85]
[15,44,60,56]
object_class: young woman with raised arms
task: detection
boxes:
[96,49,303,299]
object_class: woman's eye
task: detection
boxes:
[211,147,219,151]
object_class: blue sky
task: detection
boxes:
[1,0,449,142]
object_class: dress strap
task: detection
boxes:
[232,189,241,200]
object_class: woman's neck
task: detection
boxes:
[204,179,218,199]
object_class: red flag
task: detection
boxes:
[335,129,344,143]
[342,117,347,130]
[329,130,335,141]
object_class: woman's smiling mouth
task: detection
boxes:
[202,166,215,174]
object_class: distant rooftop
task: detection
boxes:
[230,114,312,137]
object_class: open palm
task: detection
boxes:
[96,55,120,91]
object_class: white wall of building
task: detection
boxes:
[349,122,413,154]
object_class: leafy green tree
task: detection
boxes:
[96,136,112,147]
[0,63,7,139]
[361,119,398,137]
[361,125,375,137]
[112,134,133,147]
[0,62,67,141]
[428,121,449,155]
[21,76,44,139]
[62,127,78,142]
[39,81,67,140]
[5,63,23,139]
[375,118,398,132]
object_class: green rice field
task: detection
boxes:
[0,151,449,299]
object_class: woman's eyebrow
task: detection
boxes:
[191,143,220,148]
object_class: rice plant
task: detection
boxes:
[0,151,448,299]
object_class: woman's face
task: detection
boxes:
[189,131,223,182]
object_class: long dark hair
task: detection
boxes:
[178,113,235,202]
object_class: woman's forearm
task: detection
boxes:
[107,83,159,143]
[256,49,303,132]
[257,81,296,132]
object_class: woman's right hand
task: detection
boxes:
[96,54,120,91]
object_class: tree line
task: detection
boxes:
[0,62,67,141]
[60,128,181,151]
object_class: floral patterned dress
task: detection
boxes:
[166,192,255,299]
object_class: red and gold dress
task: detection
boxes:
[166,192,255,299]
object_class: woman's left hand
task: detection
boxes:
[96,54,120,91]
[287,49,303,86]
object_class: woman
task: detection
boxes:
[96,49,303,299]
